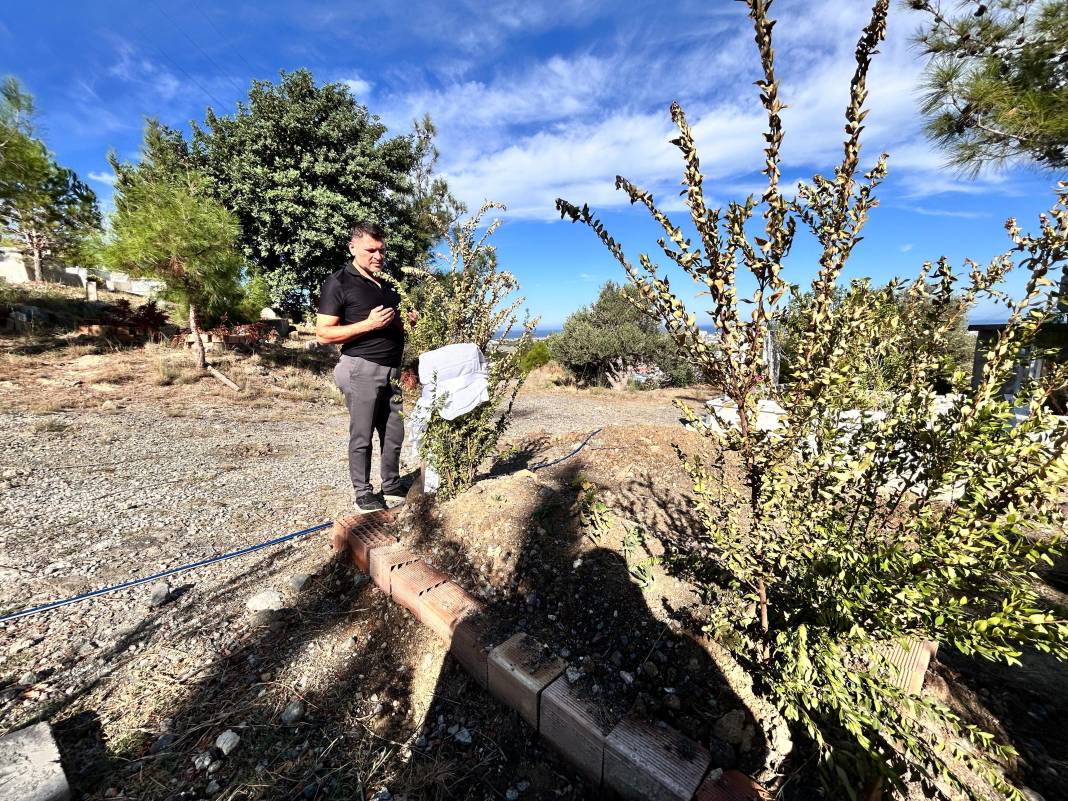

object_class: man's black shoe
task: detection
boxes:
[354,493,387,513]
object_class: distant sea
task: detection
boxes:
[503,324,719,340]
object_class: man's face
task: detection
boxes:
[349,233,385,274]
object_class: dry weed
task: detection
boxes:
[522,361,572,392]
[31,417,70,433]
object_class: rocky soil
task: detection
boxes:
[0,337,1064,801]
[0,338,719,801]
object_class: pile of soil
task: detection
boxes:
[396,425,777,776]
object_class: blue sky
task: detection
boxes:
[2,1,1059,327]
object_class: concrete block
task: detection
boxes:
[692,769,766,801]
[603,717,711,801]
[368,544,419,594]
[391,560,448,612]
[418,581,484,641]
[539,674,618,785]
[0,721,71,801]
[450,615,500,688]
[488,633,566,729]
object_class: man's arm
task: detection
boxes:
[316,305,395,344]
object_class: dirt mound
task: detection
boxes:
[396,425,787,778]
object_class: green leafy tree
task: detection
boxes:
[774,281,975,397]
[911,0,1068,172]
[517,338,553,374]
[0,77,100,281]
[0,77,40,203]
[188,69,458,314]
[389,202,537,500]
[101,166,243,375]
[559,1,1067,798]
[552,281,694,386]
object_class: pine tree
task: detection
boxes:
[911,0,1068,172]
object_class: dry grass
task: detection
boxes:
[151,357,202,386]
[31,417,70,433]
[523,361,573,391]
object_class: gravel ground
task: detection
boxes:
[0,342,699,799]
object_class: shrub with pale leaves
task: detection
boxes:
[558,1,1067,798]
[388,202,537,500]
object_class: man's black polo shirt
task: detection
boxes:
[317,263,404,367]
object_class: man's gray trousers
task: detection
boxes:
[333,354,404,496]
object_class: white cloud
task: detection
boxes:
[341,77,373,98]
[374,1,1015,221]
[906,206,990,219]
[900,243,914,252]
[88,171,117,186]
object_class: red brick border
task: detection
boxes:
[391,560,449,614]
[604,717,712,801]
[418,581,485,641]
[335,514,828,800]
[539,674,618,785]
[488,633,566,729]
[368,544,419,595]
[693,769,767,800]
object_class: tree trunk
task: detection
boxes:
[28,224,43,283]
[189,303,207,371]
[188,301,240,391]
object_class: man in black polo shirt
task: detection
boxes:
[316,221,412,512]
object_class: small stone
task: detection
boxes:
[206,779,221,795]
[288,574,311,592]
[739,724,756,753]
[453,728,472,745]
[246,590,283,612]
[713,709,747,747]
[149,733,177,754]
[149,581,171,608]
[506,790,519,801]
[281,700,306,725]
[8,637,35,655]
[17,671,38,686]
[250,609,278,626]
[664,693,681,711]
[100,400,117,411]
[517,781,530,792]
[619,670,634,685]
[641,661,659,678]
[193,752,214,771]
[566,667,582,683]
[215,729,240,755]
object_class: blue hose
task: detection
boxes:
[0,521,332,624]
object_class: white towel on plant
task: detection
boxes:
[408,343,490,493]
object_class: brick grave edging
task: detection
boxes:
[331,512,761,800]
[331,513,935,801]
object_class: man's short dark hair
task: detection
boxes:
[350,220,386,241]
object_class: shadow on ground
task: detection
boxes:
[395,458,762,799]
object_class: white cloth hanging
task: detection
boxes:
[407,343,491,493]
